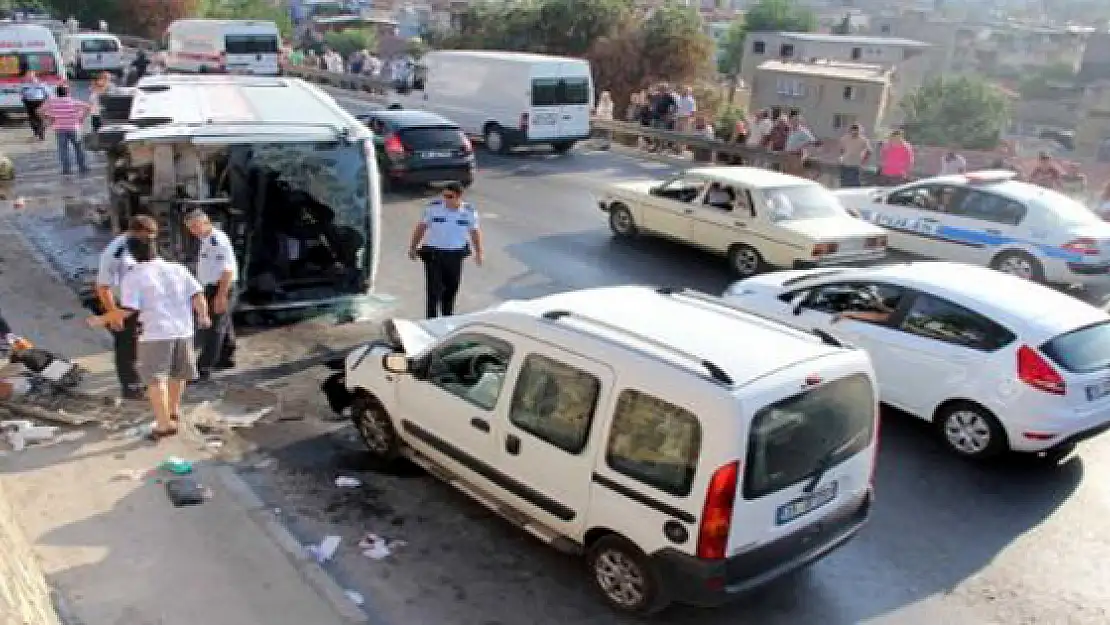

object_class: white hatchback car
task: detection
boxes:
[834,170,1110,286]
[723,262,1110,460]
[599,167,888,277]
[322,286,878,614]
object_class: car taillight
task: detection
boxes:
[1062,237,1100,256]
[1017,345,1065,395]
[865,235,887,249]
[460,132,473,153]
[813,242,840,257]
[519,112,529,131]
[696,461,739,560]
[384,134,405,157]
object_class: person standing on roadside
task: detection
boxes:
[783,116,816,177]
[939,149,967,176]
[20,69,48,141]
[87,236,210,441]
[879,129,914,183]
[408,181,483,318]
[1029,152,1063,190]
[39,84,90,176]
[88,71,111,131]
[838,123,872,187]
[184,210,239,381]
[94,215,159,400]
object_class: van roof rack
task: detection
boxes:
[540,309,734,386]
[655,286,848,349]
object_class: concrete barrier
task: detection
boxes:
[0,477,63,625]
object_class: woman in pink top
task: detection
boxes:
[879,130,914,181]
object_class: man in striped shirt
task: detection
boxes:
[40,84,91,176]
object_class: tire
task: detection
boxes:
[587,535,669,616]
[351,395,402,463]
[991,251,1045,282]
[552,140,574,154]
[608,204,637,238]
[935,400,1008,460]
[484,125,509,154]
[459,174,474,189]
[727,244,764,277]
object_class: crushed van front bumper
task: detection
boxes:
[650,488,872,608]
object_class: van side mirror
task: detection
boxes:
[791,291,809,316]
[382,354,411,374]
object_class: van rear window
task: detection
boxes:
[744,373,875,500]
[398,126,465,150]
[225,35,278,55]
[80,39,119,53]
[0,52,57,77]
[531,77,590,107]
[1041,321,1110,373]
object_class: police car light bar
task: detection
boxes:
[964,170,1018,184]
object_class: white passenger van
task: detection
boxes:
[0,22,64,114]
[164,19,281,76]
[326,285,879,614]
[61,32,124,78]
[393,50,594,154]
[101,74,382,319]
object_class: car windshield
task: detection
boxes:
[744,373,875,499]
[1041,321,1110,374]
[1029,189,1101,227]
[761,185,845,221]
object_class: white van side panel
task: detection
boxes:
[419,53,530,137]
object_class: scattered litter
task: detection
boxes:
[56,430,86,443]
[344,590,364,606]
[160,456,194,475]
[165,477,210,507]
[307,535,342,563]
[111,469,146,481]
[123,423,154,439]
[358,532,404,560]
[2,419,60,450]
[204,437,224,451]
[334,476,361,488]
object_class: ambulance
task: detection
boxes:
[0,22,64,114]
[164,19,281,76]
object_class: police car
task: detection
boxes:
[834,170,1110,286]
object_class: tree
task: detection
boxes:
[900,76,1011,150]
[322,28,377,57]
[716,0,816,98]
[1017,63,1077,99]
[124,0,198,39]
[197,0,293,39]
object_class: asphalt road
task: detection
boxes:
[13,84,1110,624]
[226,93,1110,625]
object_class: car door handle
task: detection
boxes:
[921,217,939,222]
[684,208,695,214]
[734,221,747,227]
[505,434,521,455]
[562,115,572,120]
[470,417,490,433]
[984,228,1001,235]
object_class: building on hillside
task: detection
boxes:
[1074,81,1110,161]
[748,59,893,140]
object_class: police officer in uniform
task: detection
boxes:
[407,182,483,318]
[185,210,239,380]
[94,215,159,399]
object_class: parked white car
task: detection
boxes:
[722,261,1110,460]
[834,170,1110,286]
[599,167,888,277]
[323,286,879,614]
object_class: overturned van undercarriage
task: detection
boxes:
[98,110,376,319]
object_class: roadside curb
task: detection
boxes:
[212,464,381,625]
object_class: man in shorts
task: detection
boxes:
[88,236,211,440]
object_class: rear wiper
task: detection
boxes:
[803,430,867,494]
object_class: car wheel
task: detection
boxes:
[608,203,637,238]
[484,125,509,154]
[991,251,1045,282]
[352,395,401,463]
[552,140,574,154]
[936,401,1008,460]
[587,535,669,616]
[727,244,764,277]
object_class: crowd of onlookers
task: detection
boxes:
[285,45,418,87]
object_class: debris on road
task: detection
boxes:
[334,476,361,488]
[344,590,365,607]
[307,535,342,563]
[0,376,30,399]
[358,532,405,560]
[160,456,194,475]
[165,477,210,507]
[112,469,146,481]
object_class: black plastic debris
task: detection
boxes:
[165,478,208,507]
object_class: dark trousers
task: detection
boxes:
[91,115,102,131]
[839,165,862,188]
[196,284,237,373]
[22,98,44,139]
[420,247,466,318]
[111,314,142,392]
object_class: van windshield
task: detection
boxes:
[743,373,875,499]
[226,141,371,304]
[225,35,279,55]
[80,39,120,53]
[0,52,58,77]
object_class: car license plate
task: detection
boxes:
[1086,379,1110,401]
[420,151,453,159]
[775,481,838,525]
[838,239,863,252]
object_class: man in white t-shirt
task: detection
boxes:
[88,236,211,440]
[675,86,697,132]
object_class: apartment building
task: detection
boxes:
[749,59,893,140]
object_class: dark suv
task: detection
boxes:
[357,110,475,190]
